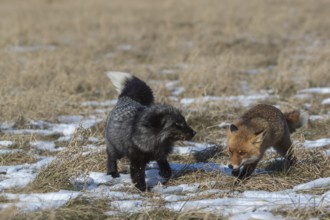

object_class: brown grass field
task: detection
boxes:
[1,0,330,219]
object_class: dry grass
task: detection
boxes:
[24,128,106,193]
[0,198,109,220]
[1,0,330,121]
[1,0,330,219]
[0,152,37,166]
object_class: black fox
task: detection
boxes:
[105,72,196,191]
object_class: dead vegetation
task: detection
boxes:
[1,0,330,219]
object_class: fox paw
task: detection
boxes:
[159,169,172,179]
[231,170,240,177]
[108,171,120,178]
[135,182,147,192]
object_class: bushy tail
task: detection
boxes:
[284,110,309,133]
[106,72,154,106]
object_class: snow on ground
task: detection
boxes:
[309,114,330,122]
[1,115,103,140]
[0,141,14,147]
[293,177,330,191]
[173,142,216,154]
[1,92,330,218]
[81,99,117,107]
[322,98,330,106]
[164,189,330,217]
[298,87,330,94]
[304,138,330,149]
[1,190,81,212]
[0,149,23,155]
[30,141,64,152]
[7,45,57,53]
[180,94,274,107]
[0,157,54,191]
[166,80,186,97]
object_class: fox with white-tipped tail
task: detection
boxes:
[105,72,196,191]
[227,104,308,180]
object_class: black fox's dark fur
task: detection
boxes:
[119,76,154,106]
[105,72,196,191]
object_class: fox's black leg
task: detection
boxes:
[130,159,147,191]
[238,161,258,180]
[157,159,172,179]
[106,145,120,178]
[275,138,296,171]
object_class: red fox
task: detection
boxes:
[227,104,308,180]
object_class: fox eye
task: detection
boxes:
[175,122,184,128]
[239,151,247,156]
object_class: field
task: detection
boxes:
[1,0,330,219]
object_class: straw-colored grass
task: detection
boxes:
[1,0,330,219]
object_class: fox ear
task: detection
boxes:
[230,124,238,132]
[254,129,267,143]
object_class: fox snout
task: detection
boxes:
[184,126,196,140]
[228,164,241,177]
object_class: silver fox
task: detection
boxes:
[105,72,196,191]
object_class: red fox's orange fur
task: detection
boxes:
[227,104,308,180]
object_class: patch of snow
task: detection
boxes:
[304,138,330,149]
[166,189,330,217]
[81,99,117,107]
[173,142,216,155]
[322,98,330,106]
[88,137,99,142]
[161,69,177,75]
[7,45,56,53]
[117,44,132,51]
[177,63,189,69]
[309,115,330,121]
[86,185,141,200]
[153,183,200,194]
[0,157,54,191]
[292,93,313,100]
[180,96,222,105]
[82,144,105,156]
[71,172,132,190]
[3,190,81,212]
[57,115,83,123]
[30,120,50,129]
[104,52,116,59]
[2,129,60,136]
[0,149,23,155]
[166,80,180,88]
[0,141,15,147]
[219,122,230,129]
[0,122,15,130]
[298,87,330,94]
[293,177,330,191]
[180,94,272,107]
[30,141,64,152]
[94,109,108,114]
[172,87,185,96]
[14,116,103,138]
[229,210,284,220]
[111,200,144,212]
[166,80,185,96]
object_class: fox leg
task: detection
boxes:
[275,137,296,169]
[130,159,147,191]
[157,158,172,179]
[238,161,259,180]
[106,144,120,178]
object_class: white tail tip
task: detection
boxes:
[105,71,133,94]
